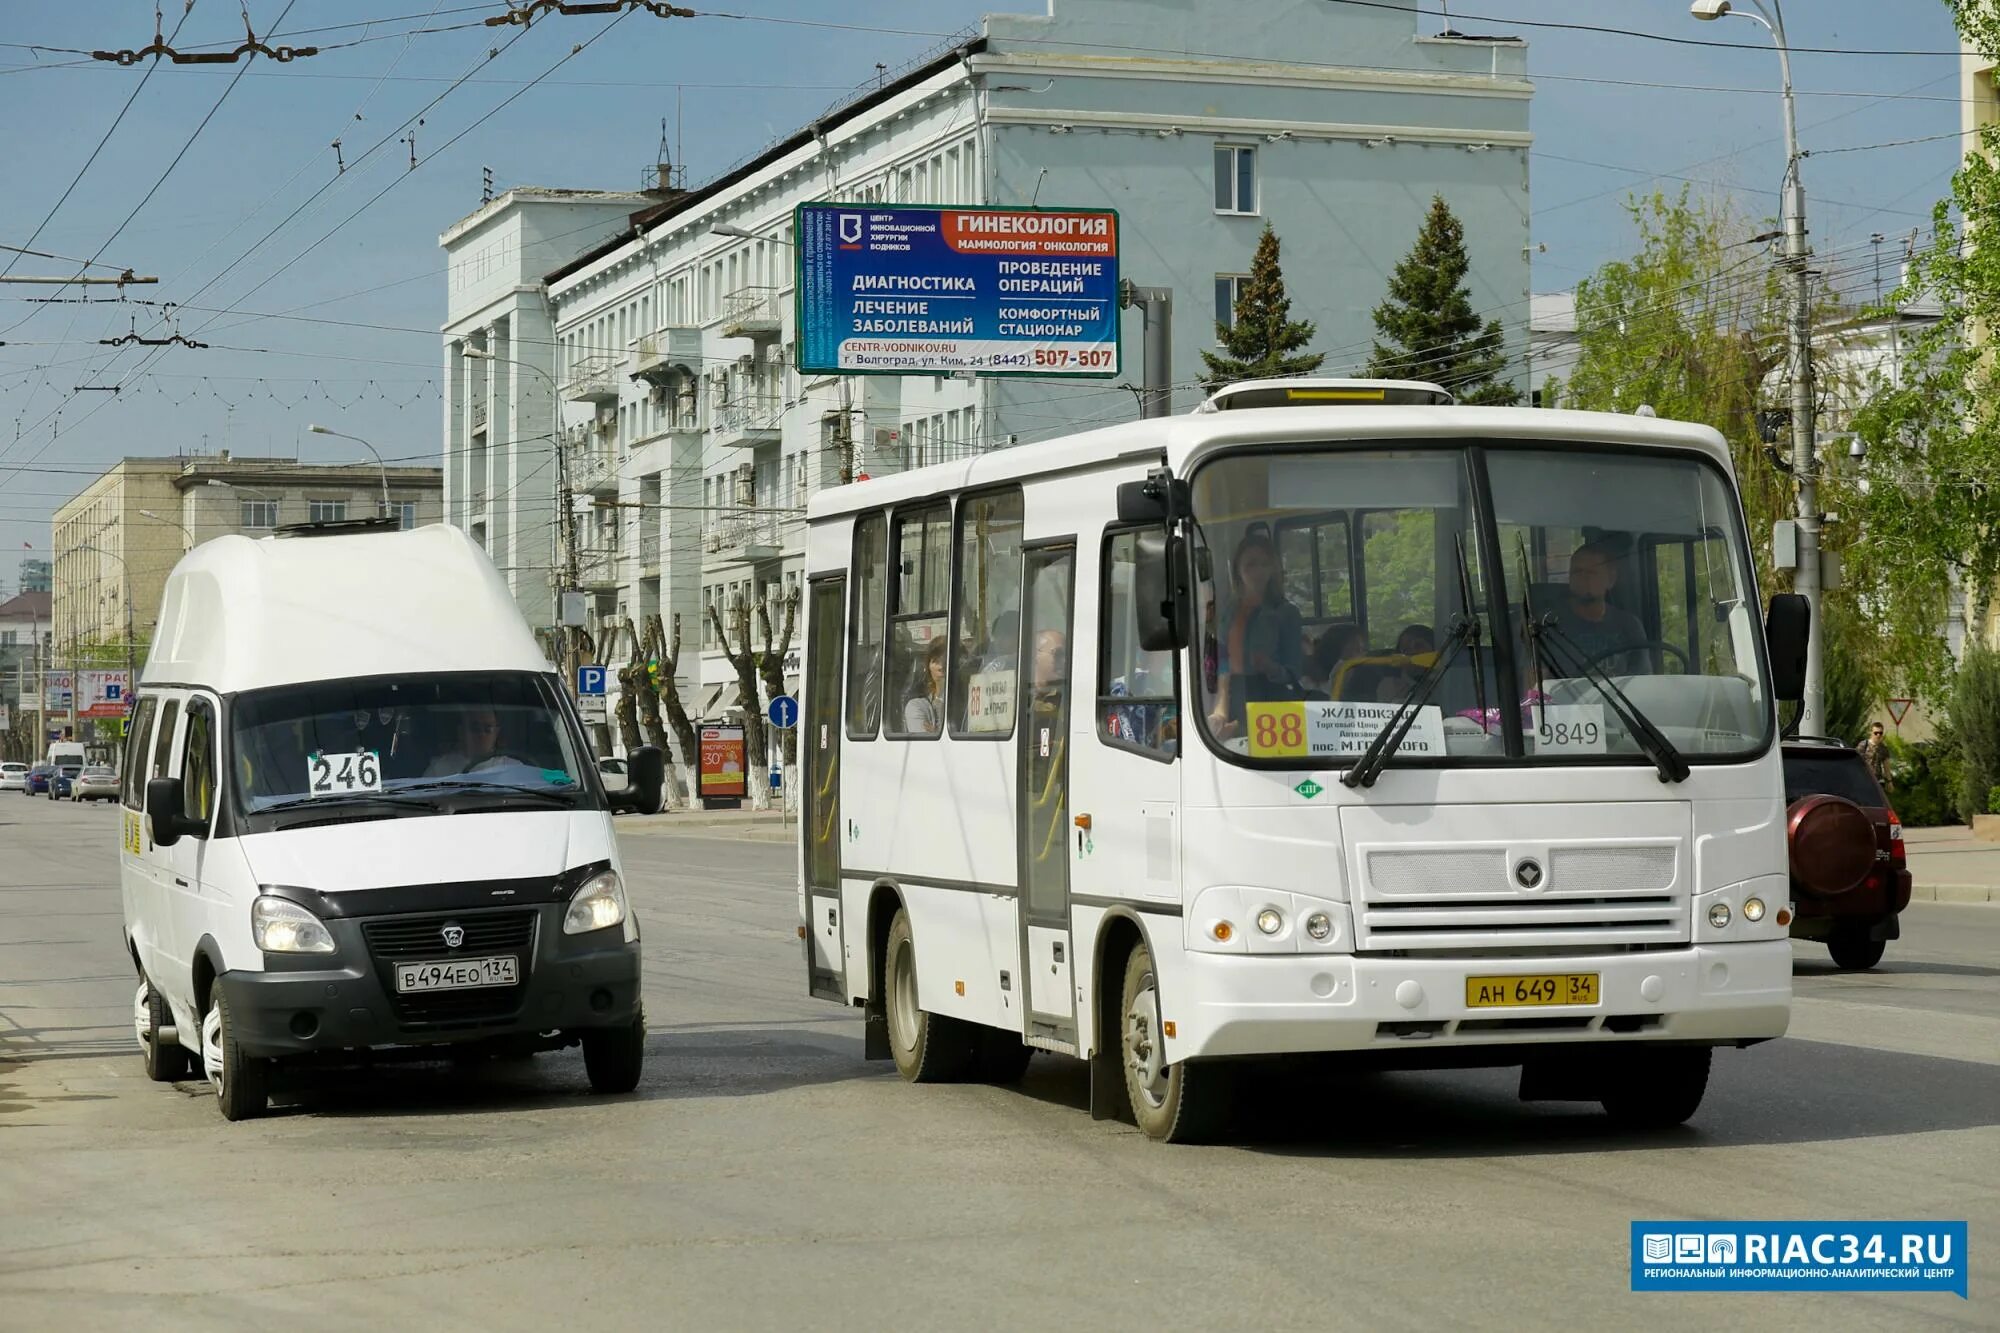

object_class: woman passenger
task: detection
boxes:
[1206,525,1304,737]
[902,636,948,735]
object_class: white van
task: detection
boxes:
[118,521,664,1120]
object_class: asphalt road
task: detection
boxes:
[1,794,1994,1330]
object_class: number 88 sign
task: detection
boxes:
[1245,702,1309,758]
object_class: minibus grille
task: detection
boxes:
[361,908,537,1027]
[1356,845,1687,950]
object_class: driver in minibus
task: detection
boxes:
[1552,539,1647,674]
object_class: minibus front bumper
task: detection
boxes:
[1166,940,1791,1062]
[215,904,640,1059]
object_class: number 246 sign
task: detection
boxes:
[308,750,382,796]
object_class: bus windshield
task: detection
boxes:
[1190,443,1771,768]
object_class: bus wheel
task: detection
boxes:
[1599,1047,1711,1129]
[135,981,190,1082]
[884,908,974,1083]
[201,987,269,1122]
[1120,943,1230,1143]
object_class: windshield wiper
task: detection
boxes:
[1344,536,1482,790]
[1514,539,1689,784]
[391,779,580,806]
[254,792,442,816]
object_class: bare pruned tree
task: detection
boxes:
[707,592,770,808]
[642,611,701,805]
[755,588,800,770]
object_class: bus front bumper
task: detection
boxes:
[1166,941,1790,1061]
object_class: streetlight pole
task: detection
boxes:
[1693,0,1823,733]
[306,424,390,518]
[138,508,194,552]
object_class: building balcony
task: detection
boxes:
[631,325,703,387]
[576,537,621,591]
[721,286,784,342]
[470,400,488,432]
[714,393,784,447]
[703,512,784,565]
[566,432,620,497]
[562,353,623,404]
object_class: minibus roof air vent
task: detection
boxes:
[1194,378,1455,412]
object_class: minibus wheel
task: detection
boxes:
[1599,1046,1711,1129]
[201,988,269,1121]
[883,908,975,1082]
[582,1004,646,1094]
[1120,943,1230,1143]
[135,981,190,1082]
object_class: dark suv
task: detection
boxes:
[1781,739,1911,970]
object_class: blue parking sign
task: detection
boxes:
[577,665,607,696]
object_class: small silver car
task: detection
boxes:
[0,763,27,794]
[70,765,120,803]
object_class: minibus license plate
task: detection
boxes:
[1464,973,1598,1008]
[395,956,519,993]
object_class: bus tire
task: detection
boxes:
[884,908,975,1083]
[135,981,190,1082]
[582,1005,646,1094]
[1120,942,1230,1143]
[201,986,269,1122]
[1599,1046,1710,1129]
[972,1028,1033,1084]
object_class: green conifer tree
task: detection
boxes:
[1368,195,1520,405]
[1199,224,1325,390]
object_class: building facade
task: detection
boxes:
[441,0,1534,727]
[18,558,51,595]
[0,591,52,762]
[51,454,443,667]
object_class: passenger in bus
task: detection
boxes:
[1206,525,1305,737]
[1302,621,1365,695]
[1396,623,1436,658]
[902,636,948,735]
[1553,539,1647,674]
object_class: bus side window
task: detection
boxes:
[884,501,952,739]
[148,698,182,807]
[120,696,157,809]
[1099,529,1179,760]
[181,700,217,827]
[949,488,1024,738]
[846,512,888,738]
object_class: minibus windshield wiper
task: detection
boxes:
[391,779,581,806]
[1344,537,1482,790]
[255,792,443,816]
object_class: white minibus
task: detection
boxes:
[120,521,664,1119]
[798,381,1807,1142]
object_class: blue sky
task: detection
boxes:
[0,0,1967,579]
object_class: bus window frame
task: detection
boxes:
[883,497,954,741]
[946,484,1026,743]
[845,510,888,742]
[1183,437,1777,774]
[1097,523,1182,765]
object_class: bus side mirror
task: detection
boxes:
[1116,472,1190,525]
[608,744,666,815]
[1133,529,1191,653]
[1765,593,1810,703]
[145,776,203,847]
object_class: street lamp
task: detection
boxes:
[62,541,135,738]
[137,509,193,550]
[306,423,390,518]
[1691,0,1825,734]
[709,223,790,244]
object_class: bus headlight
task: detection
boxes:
[1708,902,1732,929]
[1305,913,1333,941]
[252,895,335,954]
[565,870,629,935]
[1255,908,1284,935]
[1742,897,1766,923]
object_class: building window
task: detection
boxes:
[1214,274,1250,333]
[240,499,278,529]
[393,501,417,530]
[307,499,347,524]
[1214,144,1257,215]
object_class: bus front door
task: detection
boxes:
[804,575,846,1002]
[1018,545,1077,1043]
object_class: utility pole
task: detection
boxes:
[1120,281,1174,419]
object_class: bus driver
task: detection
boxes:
[1551,539,1647,675]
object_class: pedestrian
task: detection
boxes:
[1857,721,1892,789]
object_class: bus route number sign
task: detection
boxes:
[1246,700,1445,761]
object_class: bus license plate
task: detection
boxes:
[1464,973,1599,1008]
[395,956,519,993]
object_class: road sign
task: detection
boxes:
[766,694,799,730]
[578,695,607,725]
[1887,697,1913,727]
[796,203,1120,377]
[577,665,607,696]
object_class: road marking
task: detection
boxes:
[1788,995,2000,1067]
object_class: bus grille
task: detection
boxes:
[1356,845,1686,950]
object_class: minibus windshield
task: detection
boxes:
[1190,442,1771,768]
[228,671,596,821]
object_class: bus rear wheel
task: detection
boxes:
[1119,942,1230,1143]
[1599,1047,1711,1129]
[884,908,975,1083]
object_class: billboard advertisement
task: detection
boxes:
[43,670,131,717]
[796,204,1120,377]
[699,722,747,802]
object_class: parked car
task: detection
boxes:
[24,765,53,794]
[47,764,82,800]
[1781,738,1911,970]
[70,765,120,803]
[0,763,28,793]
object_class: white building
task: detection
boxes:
[441,0,1536,734]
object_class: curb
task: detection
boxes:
[1909,884,1999,905]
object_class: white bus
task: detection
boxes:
[797,381,1808,1142]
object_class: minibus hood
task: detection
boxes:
[236,809,613,893]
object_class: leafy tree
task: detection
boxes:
[1843,2,2000,709]
[1952,645,2000,817]
[1200,224,1324,390]
[1822,604,1879,748]
[1369,195,1520,405]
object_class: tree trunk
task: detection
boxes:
[612,618,644,757]
[645,611,702,807]
[708,597,770,810]
[756,590,801,809]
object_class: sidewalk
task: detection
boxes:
[1902,825,2000,905]
[615,804,798,842]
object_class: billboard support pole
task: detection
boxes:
[1121,281,1173,419]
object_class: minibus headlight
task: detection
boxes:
[1255,908,1284,935]
[1742,897,1766,923]
[564,870,629,936]
[252,896,336,954]
[1708,902,1732,930]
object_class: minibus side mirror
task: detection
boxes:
[1116,472,1190,526]
[1133,528,1191,653]
[145,776,205,847]
[1765,593,1810,704]
[608,744,666,815]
